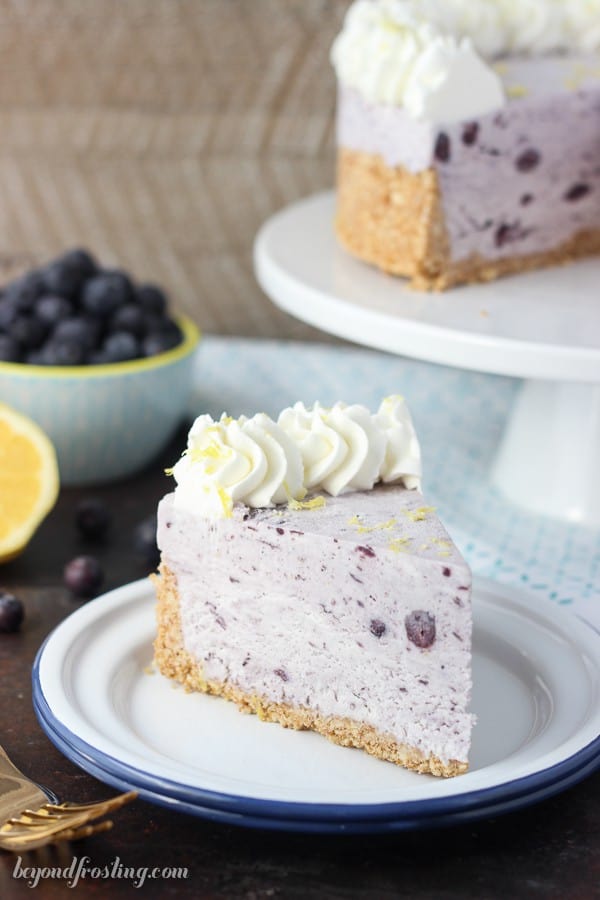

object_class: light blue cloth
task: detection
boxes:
[190,337,600,629]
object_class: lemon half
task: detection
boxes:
[0,403,59,563]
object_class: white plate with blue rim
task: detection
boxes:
[33,577,600,833]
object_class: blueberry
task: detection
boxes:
[434,132,451,163]
[64,555,104,598]
[495,221,531,247]
[104,269,135,297]
[141,312,168,335]
[40,337,86,366]
[495,224,513,247]
[11,315,48,350]
[87,351,111,365]
[133,515,160,569]
[564,183,591,202]
[369,619,386,638]
[75,498,112,541]
[0,334,21,362]
[356,545,376,558]
[405,610,436,648]
[142,329,182,357]
[3,271,44,312]
[1,258,174,369]
[59,248,97,280]
[109,303,145,337]
[462,122,479,146]
[25,350,46,365]
[83,315,104,348]
[36,295,74,325]
[515,148,541,173]
[0,298,20,331]
[160,316,180,336]
[41,258,86,300]
[101,331,140,362]
[52,316,99,352]
[137,284,167,315]
[0,592,24,633]
[82,272,133,317]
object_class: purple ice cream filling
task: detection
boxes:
[157,487,474,765]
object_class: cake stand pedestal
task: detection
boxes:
[254,192,600,527]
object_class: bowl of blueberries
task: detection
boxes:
[0,248,200,485]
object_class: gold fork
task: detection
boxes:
[0,743,137,852]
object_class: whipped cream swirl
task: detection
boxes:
[278,401,387,496]
[331,0,600,122]
[171,413,305,518]
[331,0,504,122]
[374,395,421,489]
[171,396,422,518]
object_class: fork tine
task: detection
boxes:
[1,811,91,836]
[44,790,138,814]
[46,819,114,843]
[0,791,137,849]
[0,791,137,852]
[3,791,137,827]
[0,815,91,850]
[0,818,114,852]
[3,813,86,828]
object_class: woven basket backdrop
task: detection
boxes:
[0,0,349,338]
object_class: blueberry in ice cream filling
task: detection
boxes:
[515,148,541,172]
[369,619,387,638]
[405,610,436,648]
[564,183,591,202]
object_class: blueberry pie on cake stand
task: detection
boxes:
[331,0,600,289]
[254,2,600,526]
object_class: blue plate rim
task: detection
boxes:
[36,692,596,835]
[32,631,600,830]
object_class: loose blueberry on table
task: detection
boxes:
[75,498,112,542]
[63,556,104,599]
[0,248,183,365]
[0,592,24,633]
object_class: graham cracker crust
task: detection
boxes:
[335,147,600,291]
[152,564,468,778]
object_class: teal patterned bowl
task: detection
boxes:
[0,315,200,486]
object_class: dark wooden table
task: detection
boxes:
[0,427,598,899]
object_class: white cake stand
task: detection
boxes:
[254,191,600,527]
